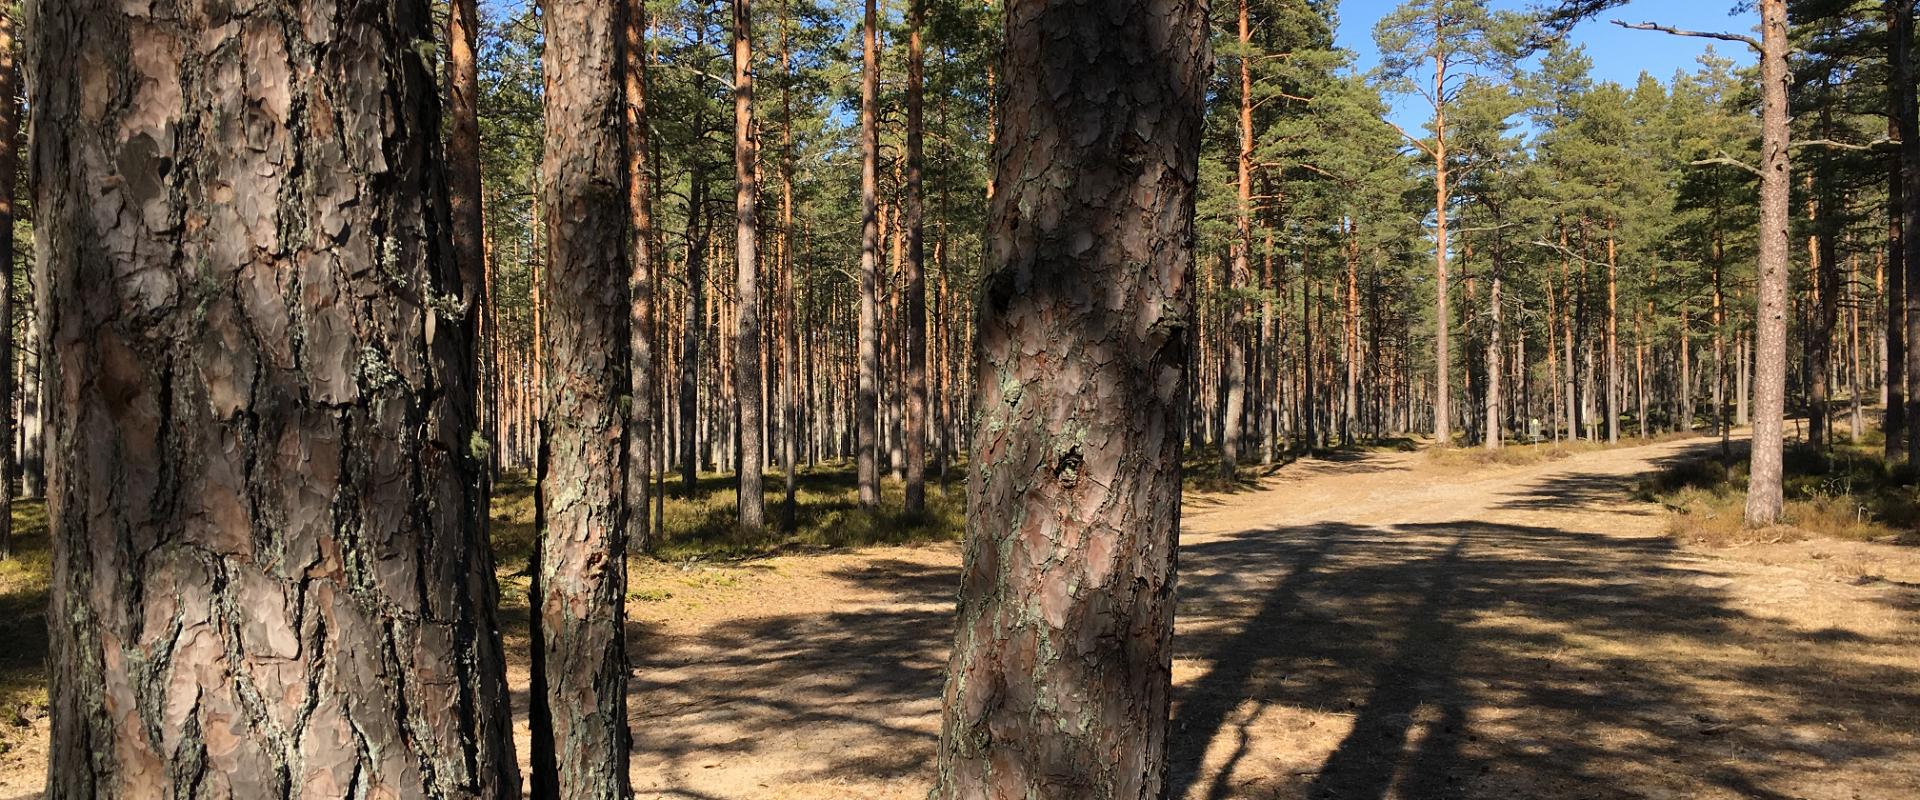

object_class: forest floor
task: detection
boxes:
[4,434,1920,798]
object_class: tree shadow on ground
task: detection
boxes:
[1166,516,1920,799]
[609,464,1920,798]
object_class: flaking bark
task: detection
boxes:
[929,0,1209,794]
[32,0,519,795]
[529,1,634,796]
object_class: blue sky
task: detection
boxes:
[1336,0,1759,128]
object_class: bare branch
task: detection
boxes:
[1791,137,1900,153]
[1383,118,1437,159]
[1689,154,1763,176]
[1612,20,1760,53]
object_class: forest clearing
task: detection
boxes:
[5,434,1918,799]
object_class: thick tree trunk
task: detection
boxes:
[904,0,929,514]
[856,0,882,507]
[34,1,519,794]
[929,0,1207,793]
[625,0,657,549]
[1746,0,1791,526]
[531,1,633,796]
[733,0,765,529]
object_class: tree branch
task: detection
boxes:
[1612,20,1760,53]
[1689,154,1763,177]
[1383,118,1436,159]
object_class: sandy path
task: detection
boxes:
[609,436,1920,800]
[5,437,1918,799]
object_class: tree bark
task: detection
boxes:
[1893,0,1920,466]
[904,0,929,514]
[733,0,765,530]
[929,0,1207,792]
[1887,73,1908,460]
[857,0,882,507]
[1605,224,1619,444]
[625,0,657,550]
[1431,43,1453,446]
[1746,0,1791,526]
[531,1,633,796]
[0,6,15,560]
[34,1,519,794]
[780,2,801,529]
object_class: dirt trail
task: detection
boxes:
[605,436,1920,800]
[5,437,1919,799]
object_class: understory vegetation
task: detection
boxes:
[1642,430,1920,547]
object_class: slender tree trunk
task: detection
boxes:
[35,2,519,794]
[1346,220,1361,446]
[1810,180,1839,454]
[904,0,929,513]
[1887,82,1908,460]
[625,0,657,550]
[930,0,1207,791]
[733,0,765,529]
[780,3,801,529]
[531,2,634,796]
[1747,0,1791,526]
[856,0,882,507]
[680,8,712,493]
[1220,0,1254,476]
[1893,0,1920,466]
[1605,224,1619,444]
[1432,53,1452,446]
[0,7,15,560]
[1850,251,1864,442]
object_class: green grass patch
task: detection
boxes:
[489,462,967,577]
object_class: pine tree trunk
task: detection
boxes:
[930,0,1207,791]
[1893,0,1920,465]
[531,1,634,796]
[903,0,929,513]
[1746,0,1791,526]
[1431,47,1452,447]
[856,0,882,507]
[733,0,765,530]
[780,5,801,528]
[34,2,519,794]
[1887,97,1908,460]
[625,0,657,549]
[1605,226,1619,444]
[0,6,15,561]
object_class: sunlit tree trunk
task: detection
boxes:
[733,0,765,529]
[930,0,1207,792]
[531,1,634,795]
[1746,0,1791,526]
[34,1,518,794]
[857,0,882,507]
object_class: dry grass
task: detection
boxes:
[1424,429,1714,470]
[0,501,49,760]
[1641,438,1920,548]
